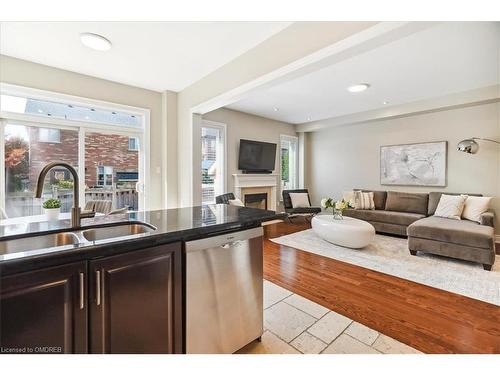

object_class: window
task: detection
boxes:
[3,124,78,218]
[38,128,60,143]
[96,166,114,187]
[280,135,298,194]
[1,84,149,218]
[201,122,226,204]
[128,137,139,151]
[1,94,141,127]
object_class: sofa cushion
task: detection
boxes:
[407,216,494,249]
[353,191,375,210]
[385,191,429,216]
[428,192,482,216]
[344,209,425,226]
[355,189,387,210]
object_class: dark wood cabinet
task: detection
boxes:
[89,243,182,354]
[1,242,182,354]
[0,261,88,354]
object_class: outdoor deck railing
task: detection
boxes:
[5,188,138,218]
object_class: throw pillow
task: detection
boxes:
[434,194,468,220]
[353,191,375,210]
[228,198,244,207]
[289,192,311,208]
[462,196,492,223]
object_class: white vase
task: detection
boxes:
[44,207,60,221]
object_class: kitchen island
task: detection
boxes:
[0,205,283,354]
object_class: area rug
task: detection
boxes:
[271,229,500,306]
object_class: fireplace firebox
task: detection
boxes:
[244,193,268,210]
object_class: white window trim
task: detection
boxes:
[280,134,299,199]
[0,83,151,212]
[201,119,227,203]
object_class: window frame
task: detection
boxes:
[128,136,139,151]
[0,83,151,214]
[280,134,299,198]
[201,119,227,204]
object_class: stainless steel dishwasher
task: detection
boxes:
[185,226,263,354]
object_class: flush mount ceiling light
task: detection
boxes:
[80,33,112,51]
[347,83,370,93]
[273,107,279,112]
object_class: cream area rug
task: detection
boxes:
[271,229,500,306]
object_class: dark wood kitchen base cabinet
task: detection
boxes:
[89,244,182,353]
[0,242,182,354]
[0,261,88,354]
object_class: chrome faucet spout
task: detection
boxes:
[35,162,81,228]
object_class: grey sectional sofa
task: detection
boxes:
[343,190,496,270]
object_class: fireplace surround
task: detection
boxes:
[232,174,278,211]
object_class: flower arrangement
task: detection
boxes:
[42,198,61,209]
[320,197,353,219]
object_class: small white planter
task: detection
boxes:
[44,207,61,221]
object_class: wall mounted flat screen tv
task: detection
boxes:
[238,139,277,173]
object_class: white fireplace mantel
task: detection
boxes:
[232,174,279,211]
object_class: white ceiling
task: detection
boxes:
[0,22,290,92]
[227,22,500,124]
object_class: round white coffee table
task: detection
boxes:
[311,215,375,249]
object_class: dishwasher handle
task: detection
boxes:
[185,227,263,253]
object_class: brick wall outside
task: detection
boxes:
[28,128,79,186]
[28,129,138,187]
[84,132,138,187]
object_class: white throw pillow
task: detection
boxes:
[289,192,311,208]
[342,191,355,206]
[228,198,244,207]
[353,191,375,210]
[462,196,491,223]
[434,194,468,220]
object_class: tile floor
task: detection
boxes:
[237,280,422,354]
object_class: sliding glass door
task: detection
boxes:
[201,121,226,204]
[0,85,148,219]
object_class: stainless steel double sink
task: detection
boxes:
[0,223,156,254]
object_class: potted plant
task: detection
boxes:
[320,197,353,220]
[43,198,61,221]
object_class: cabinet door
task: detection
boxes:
[89,243,182,354]
[0,261,88,354]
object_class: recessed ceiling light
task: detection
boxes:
[273,107,279,112]
[347,83,370,93]
[37,109,43,113]
[80,33,112,51]
[84,116,90,120]
[307,116,312,121]
[383,100,389,105]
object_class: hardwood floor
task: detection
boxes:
[263,220,500,354]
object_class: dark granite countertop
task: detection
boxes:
[0,205,284,276]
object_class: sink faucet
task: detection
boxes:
[35,162,81,228]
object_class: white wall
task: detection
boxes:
[305,102,500,231]
[0,55,170,210]
[202,108,296,204]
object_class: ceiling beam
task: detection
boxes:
[295,85,500,133]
